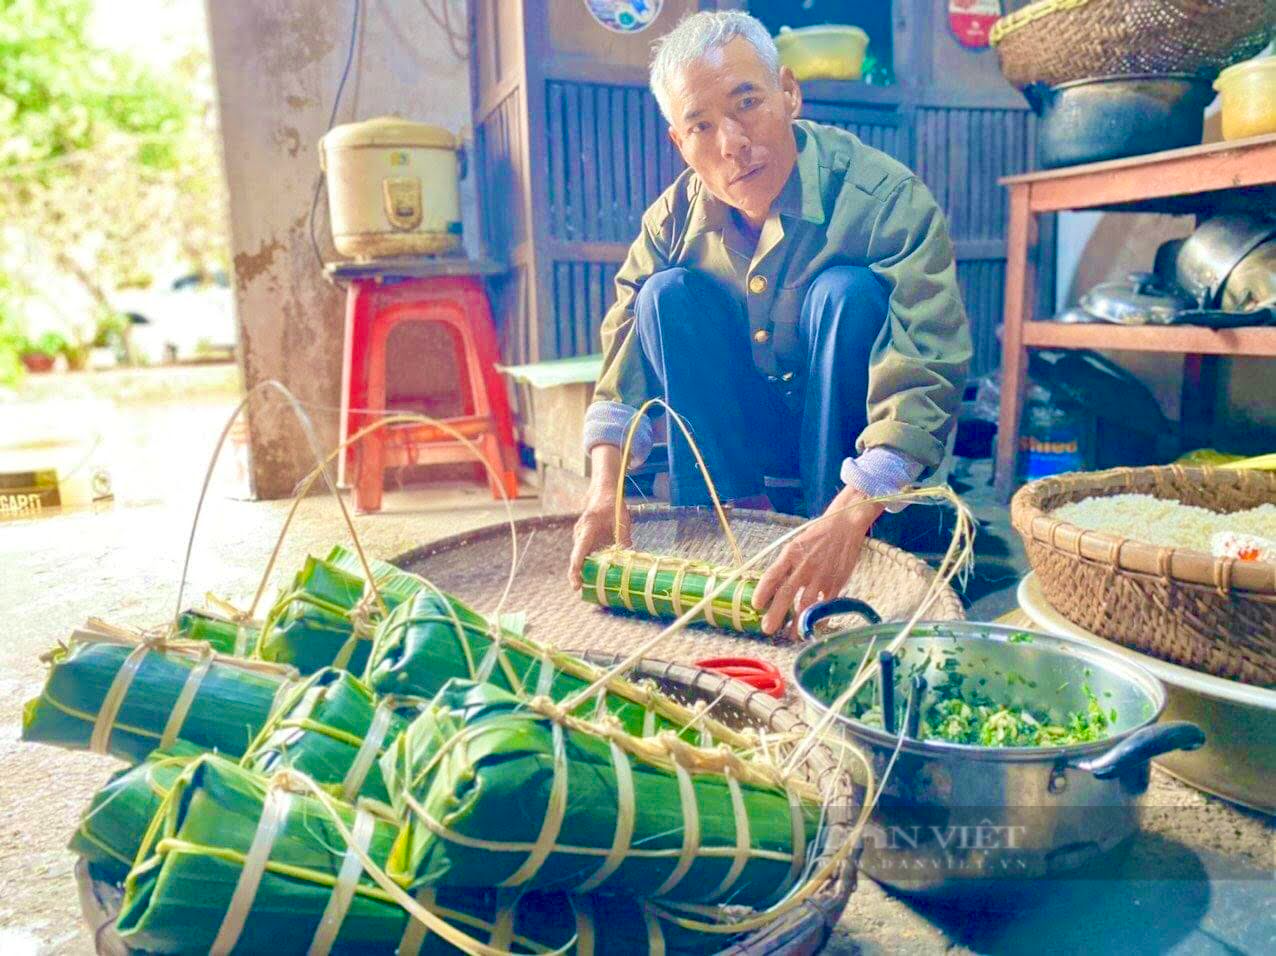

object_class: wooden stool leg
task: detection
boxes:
[458,279,519,499]
[339,280,375,488]
[356,301,395,514]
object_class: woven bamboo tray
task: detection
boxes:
[77,653,861,955]
[392,505,965,674]
[989,0,1274,90]
[1011,466,1276,686]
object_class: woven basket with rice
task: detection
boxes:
[1012,465,1276,687]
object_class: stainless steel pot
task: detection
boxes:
[1023,74,1214,169]
[1174,213,1276,309]
[793,598,1205,903]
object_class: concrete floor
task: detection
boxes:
[1,369,1271,954]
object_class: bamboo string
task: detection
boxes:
[174,380,381,636]
[209,787,294,955]
[245,412,521,628]
[158,648,214,750]
[307,807,376,956]
[559,484,975,718]
[373,607,762,754]
[781,488,975,776]
[280,774,574,956]
[340,695,411,800]
[614,398,742,566]
[392,696,878,941]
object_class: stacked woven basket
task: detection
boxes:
[1012,465,1276,688]
[25,545,862,955]
[990,0,1275,89]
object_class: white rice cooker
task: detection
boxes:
[320,116,463,259]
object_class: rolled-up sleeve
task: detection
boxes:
[861,177,971,476]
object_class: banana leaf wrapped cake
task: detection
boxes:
[386,680,822,906]
[255,547,425,675]
[368,588,742,746]
[581,547,770,634]
[22,628,297,763]
[176,609,260,657]
[69,742,203,883]
[242,668,416,805]
[117,755,727,955]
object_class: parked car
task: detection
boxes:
[114,271,237,365]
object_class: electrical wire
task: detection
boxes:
[309,0,363,276]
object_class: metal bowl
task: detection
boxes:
[792,601,1204,902]
[1018,572,1276,814]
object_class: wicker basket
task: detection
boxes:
[76,655,860,955]
[990,0,1276,90]
[1011,465,1276,687]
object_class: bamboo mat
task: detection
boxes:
[393,505,965,675]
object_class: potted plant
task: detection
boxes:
[90,310,129,369]
[19,332,67,373]
[62,338,90,372]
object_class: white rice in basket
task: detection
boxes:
[1052,494,1276,555]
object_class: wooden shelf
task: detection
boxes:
[994,133,1276,500]
[1000,134,1276,215]
[1021,322,1276,357]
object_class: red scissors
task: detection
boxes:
[694,657,786,699]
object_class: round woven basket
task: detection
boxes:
[1011,466,1276,686]
[76,654,861,955]
[990,0,1275,90]
[392,505,965,673]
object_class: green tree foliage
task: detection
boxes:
[0,0,228,365]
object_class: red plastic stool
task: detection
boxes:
[337,270,519,512]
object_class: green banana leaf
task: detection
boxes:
[177,609,260,657]
[581,550,767,634]
[22,637,294,763]
[242,668,414,806]
[366,590,722,746]
[387,680,822,907]
[69,742,204,883]
[117,755,585,954]
[256,553,423,676]
[325,545,427,608]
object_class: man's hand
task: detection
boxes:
[568,445,632,590]
[752,487,884,637]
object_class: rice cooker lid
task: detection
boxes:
[323,115,458,151]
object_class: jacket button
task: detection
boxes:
[766,373,779,383]
[748,275,768,294]
[781,371,795,382]
[753,328,770,344]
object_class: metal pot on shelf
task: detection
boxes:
[1023,74,1214,169]
[792,598,1205,903]
[1172,213,1276,309]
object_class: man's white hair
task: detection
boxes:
[649,11,780,125]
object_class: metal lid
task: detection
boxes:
[321,115,458,151]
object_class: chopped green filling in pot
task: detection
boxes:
[857,681,1115,747]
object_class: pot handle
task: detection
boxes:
[1021,82,1054,116]
[797,597,882,641]
[1071,721,1205,780]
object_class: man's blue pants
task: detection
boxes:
[634,265,888,516]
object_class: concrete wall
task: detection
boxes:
[206,0,472,498]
